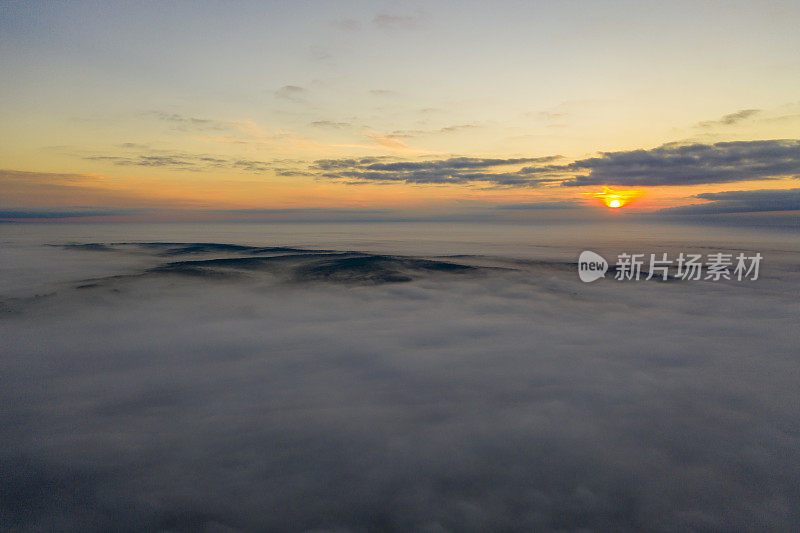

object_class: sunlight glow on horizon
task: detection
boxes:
[585,187,646,209]
[1,1,799,219]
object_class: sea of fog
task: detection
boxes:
[1,221,798,531]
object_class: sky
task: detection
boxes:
[1,0,799,220]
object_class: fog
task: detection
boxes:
[1,222,799,531]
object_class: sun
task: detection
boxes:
[585,187,645,209]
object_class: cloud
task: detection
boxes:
[313,155,562,186]
[2,236,799,530]
[0,169,177,208]
[86,154,207,171]
[0,205,615,224]
[275,85,307,102]
[309,140,800,188]
[84,151,301,175]
[658,188,800,214]
[762,113,800,125]
[494,200,585,210]
[0,207,141,219]
[532,111,567,121]
[309,120,351,129]
[230,159,276,173]
[366,134,413,151]
[74,137,800,190]
[438,124,477,134]
[369,89,396,97]
[312,157,389,171]
[118,142,149,149]
[332,18,361,31]
[145,111,231,132]
[387,124,479,139]
[373,13,422,30]
[696,109,762,128]
[0,168,94,184]
[556,140,800,187]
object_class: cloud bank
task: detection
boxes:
[314,156,563,186]
[557,140,800,187]
[2,233,799,530]
[312,140,800,188]
[658,188,800,214]
[0,207,142,219]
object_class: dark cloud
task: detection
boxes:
[0,168,92,183]
[118,142,149,149]
[556,140,800,187]
[0,208,139,219]
[314,156,563,186]
[274,169,316,177]
[310,140,800,188]
[369,89,396,96]
[364,157,540,172]
[696,109,762,128]
[658,188,800,214]
[313,157,392,171]
[309,120,351,128]
[230,159,274,173]
[275,85,307,102]
[384,131,416,139]
[438,124,477,134]
[86,154,203,171]
[84,152,298,174]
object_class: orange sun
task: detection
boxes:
[585,187,645,209]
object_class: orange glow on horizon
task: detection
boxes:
[586,187,646,209]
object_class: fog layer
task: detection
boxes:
[1,224,798,531]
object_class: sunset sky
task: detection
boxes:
[2,0,799,220]
[4,4,800,529]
